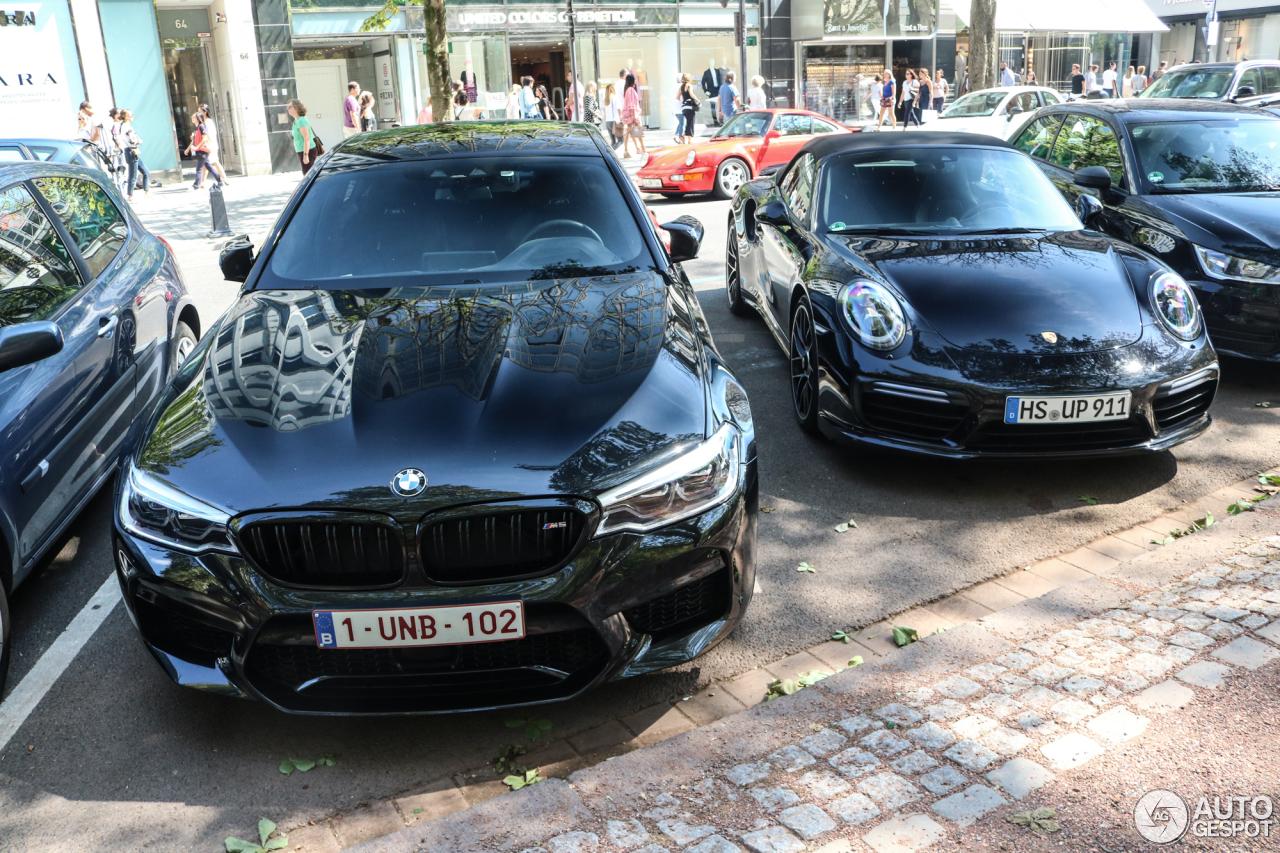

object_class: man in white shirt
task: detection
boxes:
[1000,62,1015,88]
[1086,64,1100,93]
[1102,61,1118,97]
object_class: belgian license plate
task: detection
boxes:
[640,178,663,188]
[313,601,525,649]
[1004,392,1131,424]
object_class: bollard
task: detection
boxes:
[208,184,234,238]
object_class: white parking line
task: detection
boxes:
[0,574,119,754]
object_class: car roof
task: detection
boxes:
[1042,99,1277,124]
[798,130,1015,161]
[327,120,605,162]
[1165,61,1278,72]
[0,138,85,146]
[0,161,110,181]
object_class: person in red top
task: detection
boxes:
[621,73,646,159]
[343,81,360,138]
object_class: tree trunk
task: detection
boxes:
[968,0,998,93]
[423,0,450,122]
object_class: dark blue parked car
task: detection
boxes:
[0,163,200,691]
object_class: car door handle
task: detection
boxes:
[98,314,119,339]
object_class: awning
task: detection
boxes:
[951,0,1170,33]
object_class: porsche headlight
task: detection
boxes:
[838,281,907,351]
[595,424,740,537]
[1194,245,1280,284]
[685,149,697,167]
[119,466,237,554]
[1150,271,1202,341]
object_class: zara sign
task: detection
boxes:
[0,3,73,136]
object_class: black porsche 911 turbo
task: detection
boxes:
[112,122,757,715]
[726,132,1218,458]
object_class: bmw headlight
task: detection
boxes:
[1150,271,1202,341]
[1195,245,1280,284]
[595,424,741,537]
[838,281,908,351]
[119,466,237,554]
[685,149,697,167]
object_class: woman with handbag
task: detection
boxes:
[184,115,223,190]
[622,73,645,159]
[582,82,601,127]
[287,99,318,175]
[678,73,699,145]
[876,70,896,131]
[119,109,151,203]
[916,69,932,125]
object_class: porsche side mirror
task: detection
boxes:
[0,321,63,373]
[1005,106,1024,121]
[662,215,704,264]
[759,164,786,181]
[1234,85,1257,100]
[219,235,255,283]
[1076,193,1104,227]
[757,200,789,227]
[1073,166,1112,193]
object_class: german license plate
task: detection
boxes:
[313,601,525,649]
[1004,392,1131,424]
[640,178,663,188]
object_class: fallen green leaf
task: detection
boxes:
[225,818,287,853]
[1257,401,1271,408]
[764,670,831,701]
[834,519,858,533]
[504,768,545,790]
[1150,536,1175,545]
[316,754,337,767]
[1227,501,1254,516]
[847,655,864,667]
[797,562,816,574]
[279,758,316,775]
[831,630,853,644]
[1260,474,1280,487]
[1006,806,1061,833]
[760,506,775,513]
[891,626,920,647]
[413,808,423,815]
[1077,495,1099,505]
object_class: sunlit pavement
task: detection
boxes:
[2,146,1279,852]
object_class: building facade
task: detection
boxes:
[1144,0,1280,68]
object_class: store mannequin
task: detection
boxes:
[701,60,722,125]
[461,59,478,104]
[635,59,649,119]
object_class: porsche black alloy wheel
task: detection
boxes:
[725,218,752,317]
[790,296,820,433]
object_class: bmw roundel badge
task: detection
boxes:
[391,468,427,497]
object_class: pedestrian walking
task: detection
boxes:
[583,82,601,127]
[900,69,921,128]
[454,89,472,121]
[505,85,522,119]
[1134,65,1148,95]
[343,81,360,138]
[287,99,316,176]
[520,77,538,119]
[679,73,699,144]
[417,96,433,124]
[564,72,583,122]
[359,91,377,131]
[917,68,932,122]
[603,83,622,149]
[1086,64,1101,93]
[1103,61,1118,98]
[1025,70,1037,86]
[185,115,222,189]
[718,72,741,121]
[1000,62,1015,87]
[1122,66,1135,98]
[746,75,767,110]
[933,70,948,112]
[118,109,151,203]
[535,85,552,120]
[1152,61,1167,82]
[622,73,646,158]
[198,105,230,185]
[876,70,896,131]
[77,101,107,150]
[1070,63,1085,96]
[107,108,130,196]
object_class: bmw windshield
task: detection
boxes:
[820,147,1081,234]
[263,156,650,288]
[1129,119,1280,193]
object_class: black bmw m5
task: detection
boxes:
[726,132,1218,457]
[113,123,757,714]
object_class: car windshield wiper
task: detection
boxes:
[956,227,1048,235]
[828,226,941,236]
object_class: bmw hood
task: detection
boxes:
[135,274,707,515]
[1141,192,1280,265]
[841,231,1145,354]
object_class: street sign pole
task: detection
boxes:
[738,0,747,94]
[567,0,580,121]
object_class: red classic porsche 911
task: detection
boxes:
[635,109,854,199]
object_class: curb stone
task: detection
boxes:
[343,502,1280,852]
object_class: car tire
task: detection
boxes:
[0,580,10,697]
[712,158,751,200]
[790,295,820,434]
[725,216,753,318]
[171,320,198,376]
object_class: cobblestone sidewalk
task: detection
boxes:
[336,504,1280,853]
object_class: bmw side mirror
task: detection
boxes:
[0,321,64,373]
[219,235,255,283]
[1076,193,1104,227]
[757,200,789,227]
[662,215,704,264]
[1234,85,1257,100]
[1073,166,1112,193]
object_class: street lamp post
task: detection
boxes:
[567,0,581,121]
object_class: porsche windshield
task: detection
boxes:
[1129,119,1280,193]
[820,147,1081,234]
[713,112,770,139]
[264,157,649,287]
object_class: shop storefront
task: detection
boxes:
[1143,0,1280,66]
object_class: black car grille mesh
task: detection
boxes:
[966,418,1151,453]
[1205,318,1280,357]
[419,507,587,584]
[134,597,235,664]
[1154,374,1216,432]
[860,384,968,443]
[239,519,405,588]
[624,568,732,640]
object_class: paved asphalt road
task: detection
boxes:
[2,163,1278,851]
